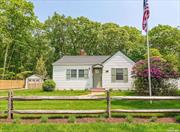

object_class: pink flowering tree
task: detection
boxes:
[132,57,179,95]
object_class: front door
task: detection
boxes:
[93,68,102,88]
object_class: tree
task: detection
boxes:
[144,48,162,59]
[35,56,47,79]
[0,0,37,76]
[44,13,144,58]
[1,1,179,79]
[100,23,129,55]
[149,25,180,71]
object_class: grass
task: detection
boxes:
[0,123,180,132]
[0,89,180,118]
[0,89,90,96]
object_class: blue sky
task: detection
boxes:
[29,0,180,30]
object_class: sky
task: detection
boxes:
[29,0,180,30]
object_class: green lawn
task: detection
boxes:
[0,89,90,96]
[0,123,180,132]
[0,89,180,118]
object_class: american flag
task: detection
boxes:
[142,0,150,32]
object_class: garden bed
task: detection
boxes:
[0,117,178,124]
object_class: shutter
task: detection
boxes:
[111,68,116,82]
[123,68,128,82]
[84,69,89,79]
[66,69,70,80]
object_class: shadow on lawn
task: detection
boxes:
[111,100,180,109]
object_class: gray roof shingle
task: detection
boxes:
[53,56,110,66]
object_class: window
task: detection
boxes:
[36,79,40,82]
[116,69,123,80]
[70,69,77,78]
[111,68,128,82]
[66,69,88,80]
[78,69,89,79]
[79,69,85,78]
[66,69,77,80]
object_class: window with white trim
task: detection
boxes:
[66,69,88,80]
[66,69,77,80]
[111,68,128,82]
[71,69,77,78]
[78,69,89,79]
[79,69,85,78]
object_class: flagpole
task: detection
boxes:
[146,22,152,99]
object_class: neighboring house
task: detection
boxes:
[53,51,135,90]
[25,74,44,89]
[169,78,180,90]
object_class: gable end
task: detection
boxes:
[102,51,135,65]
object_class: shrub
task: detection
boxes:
[40,116,48,123]
[0,68,16,79]
[99,114,106,118]
[68,116,76,123]
[132,57,180,96]
[16,71,33,79]
[96,114,105,122]
[13,117,21,124]
[96,118,104,122]
[149,116,157,122]
[84,88,89,91]
[109,88,113,92]
[175,115,180,123]
[42,80,56,91]
[126,115,133,123]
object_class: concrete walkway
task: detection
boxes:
[81,91,105,96]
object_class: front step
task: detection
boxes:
[90,88,106,92]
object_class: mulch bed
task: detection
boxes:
[0,117,178,124]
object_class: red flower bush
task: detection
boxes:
[132,57,180,96]
[132,57,179,79]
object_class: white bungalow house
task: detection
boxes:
[52,51,135,90]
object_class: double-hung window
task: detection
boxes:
[66,69,77,80]
[78,69,85,78]
[111,68,128,82]
[78,69,89,79]
[66,69,88,80]
[71,69,77,79]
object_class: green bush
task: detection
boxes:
[99,114,106,118]
[134,78,178,96]
[13,117,21,124]
[149,116,157,122]
[40,116,48,123]
[84,88,88,91]
[42,80,56,91]
[16,71,33,79]
[0,68,16,79]
[175,115,180,123]
[126,115,133,123]
[68,116,76,123]
[96,114,106,122]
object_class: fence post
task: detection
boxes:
[7,90,12,120]
[11,90,14,119]
[106,90,111,118]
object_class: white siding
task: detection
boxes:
[169,79,180,90]
[53,65,93,90]
[102,52,134,90]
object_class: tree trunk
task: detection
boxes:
[2,44,9,79]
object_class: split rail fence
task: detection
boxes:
[0,91,180,119]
